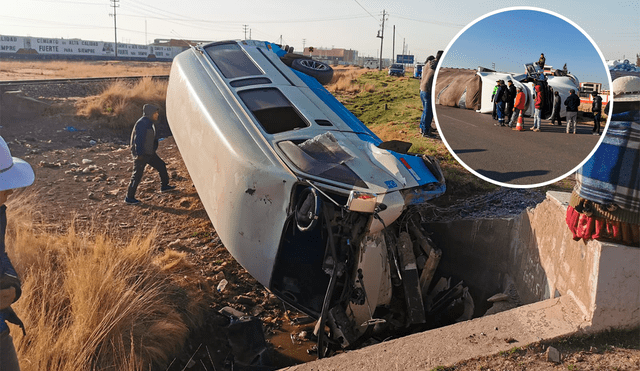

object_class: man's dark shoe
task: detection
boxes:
[161,184,177,192]
[125,197,141,205]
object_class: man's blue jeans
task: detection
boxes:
[420,90,433,135]
[533,108,541,129]
[496,101,505,124]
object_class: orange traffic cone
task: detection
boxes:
[513,111,524,131]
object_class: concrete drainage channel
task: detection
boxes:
[283,191,640,370]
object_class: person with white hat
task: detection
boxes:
[0,136,35,371]
[565,76,640,246]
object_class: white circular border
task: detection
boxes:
[433,6,614,189]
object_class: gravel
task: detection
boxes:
[414,188,548,222]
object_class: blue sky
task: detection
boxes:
[441,8,610,86]
[1,0,638,69]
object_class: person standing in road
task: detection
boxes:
[550,90,563,126]
[564,89,580,134]
[505,80,516,123]
[531,84,543,132]
[125,104,176,204]
[591,92,603,135]
[509,87,526,128]
[491,80,500,120]
[0,136,35,371]
[419,56,437,138]
[494,80,508,126]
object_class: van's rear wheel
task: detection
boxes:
[291,59,334,85]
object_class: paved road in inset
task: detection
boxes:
[435,105,603,185]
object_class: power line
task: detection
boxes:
[352,0,377,21]
[33,0,104,5]
[392,15,465,28]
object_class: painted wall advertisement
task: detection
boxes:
[0,35,183,59]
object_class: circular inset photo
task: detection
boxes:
[434,7,612,187]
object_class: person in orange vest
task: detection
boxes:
[509,87,526,128]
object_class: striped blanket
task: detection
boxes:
[574,113,640,214]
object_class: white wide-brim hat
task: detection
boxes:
[612,76,640,102]
[0,136,35,191]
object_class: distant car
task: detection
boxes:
[388,63,405,77]
[414,63,425,79]
[166,40,446,354]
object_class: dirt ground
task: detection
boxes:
[1,61,638,370]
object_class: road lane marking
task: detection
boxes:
[438,113,478,127]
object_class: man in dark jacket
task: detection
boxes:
[505,80,516,123]
[591,92,603,135]
[537,53,546,71]
[550,90,563,126]
[125,104,175,204]
[564,89,581,134]
[493,80,508,126]
[0,136,35,371]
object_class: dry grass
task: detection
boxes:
[75,77,167,130]
[0,59,170,80]
[5,196,209,371]
[326,67,375,94]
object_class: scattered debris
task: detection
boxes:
[219,306,272,369]
[39,161,61,168]
[217,279,228,292]
[546,346,561,363]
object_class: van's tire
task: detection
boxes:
[291,59,334,85]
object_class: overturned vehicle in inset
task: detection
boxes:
[166,40,457,356]
[435,63,580,118]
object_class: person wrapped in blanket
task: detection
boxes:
[565,76,640,246]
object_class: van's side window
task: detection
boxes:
[239,88,308,134]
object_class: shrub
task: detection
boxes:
[6,198,209,371]
[75,77,167,131]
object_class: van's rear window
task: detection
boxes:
[238,88,308,134]
[204,43,263,78]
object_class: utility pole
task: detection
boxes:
[243,25,248,40]
[110,0,119,57]
[377,9,387,71]
[303,39,306,54]
[392,25,395,64]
